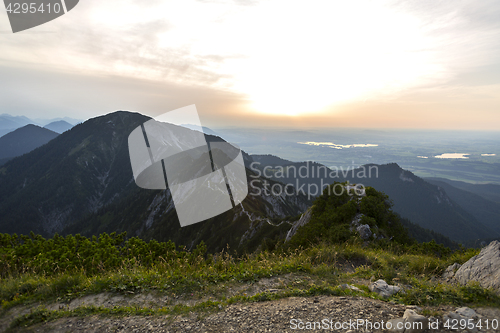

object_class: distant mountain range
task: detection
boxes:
[344,164,499,243]
[426,177,500,204]
[0,114,34,137]
[0,114,32,129]
[0,113,78,137]
[0,111,497,250]
[43,120,74,134]
[0,124,59,164]
[34,116,81,127]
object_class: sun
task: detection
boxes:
[213,0,442,117]
[82,0,445,118]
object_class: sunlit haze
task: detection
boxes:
[1,0,500,129]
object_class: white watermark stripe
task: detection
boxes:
[60,0,68,14]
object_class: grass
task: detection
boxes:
[1,242,498,329]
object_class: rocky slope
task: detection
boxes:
[444,240,500,292]
[250,155,493,243]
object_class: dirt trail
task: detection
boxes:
[3,295,500,333]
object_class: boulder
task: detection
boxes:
[387,318,406,333]
[369,279,400,298]
[453,240,500,292]
[442,263,461,280]
[402,309,429,333]
[339,283,362,292]
[357,224,372,240]
[443,307,480,333]
[456,307,478,319]
[387,309,429,333]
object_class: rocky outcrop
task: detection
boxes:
[369,279,401,298]
[452,240,500,292]
[350,213,373,240]
[285,208,312,242]
[357,224,372,240]
[442,262,461,281]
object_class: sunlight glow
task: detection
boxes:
[159,0,447,116]
[7,0,454,117]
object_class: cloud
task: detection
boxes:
[0,0,240,86]
[0,63,248,123]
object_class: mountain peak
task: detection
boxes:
[44,120,73,134]
[0,124,59,162]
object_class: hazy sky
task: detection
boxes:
[1,0,500,129]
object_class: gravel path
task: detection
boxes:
[7,295,500,333]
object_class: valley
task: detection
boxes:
[214,127,500,184]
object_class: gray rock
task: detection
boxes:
[454,240,500,292]
[403,309,429,333]
[387,318,406,333]
[285,209,312,242]
[455,307,478,319]
[442,263,461,280]
[443,307,479,333]
[443,311,462,321]
[357,224,372,240]
[339,284,361,292]
[387,310,429,333]
[368,279,400,298]
[350,213,364,228]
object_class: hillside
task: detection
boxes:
[426,177,500,204]
[0,112,149,236]
[343,164,493,243]
[250,155,492,243]
[0,124,59,162]
[63,168,310,254]
[250,154,294,167]
[426,178,500,239]
[0,112,309,253]
[285,182,414,248]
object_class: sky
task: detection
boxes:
[1,0,500,130]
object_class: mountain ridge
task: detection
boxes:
[0,111,310,254]
[44,120,74,134]
[0,124,59,162]
[249,154,493,242]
